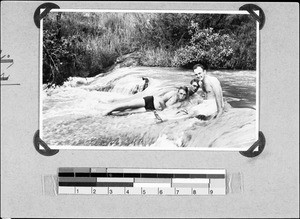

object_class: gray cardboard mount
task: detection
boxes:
[1,1,299,218]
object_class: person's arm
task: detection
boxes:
[162,91,178,107]
[154,110,192,122]
[210,78,224,118]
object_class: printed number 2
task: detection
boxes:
[92,188,96,194]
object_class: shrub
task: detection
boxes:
[173,22,235,69]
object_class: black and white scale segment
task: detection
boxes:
[58,168,226,195]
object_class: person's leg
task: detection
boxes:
[104,98,145,115]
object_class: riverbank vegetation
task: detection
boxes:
[43,12,256,86]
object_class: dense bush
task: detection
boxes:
[43,12,257,86]
[173,22,235,69]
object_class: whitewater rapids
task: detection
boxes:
[42,67,257,149]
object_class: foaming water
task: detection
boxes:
[42,67,257,148]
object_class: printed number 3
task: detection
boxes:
[109,189,113,194]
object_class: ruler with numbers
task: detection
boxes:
[58,168,226,195]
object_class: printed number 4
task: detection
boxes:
[126,190,130,194]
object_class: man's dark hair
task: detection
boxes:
[193,63,207,70]
[190,78,200,86]
[178,86,189,98]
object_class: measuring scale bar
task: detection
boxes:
[58,168,226,195]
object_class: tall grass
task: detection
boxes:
[43,12,155,85]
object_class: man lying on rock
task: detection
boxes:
[103,86,189,116]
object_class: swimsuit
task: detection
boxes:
[143,96,155,110]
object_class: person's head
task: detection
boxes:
[193,64,207,81]
[190,78,200,93]
[177,86,189,101]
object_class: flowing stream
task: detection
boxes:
[42,67,257,149]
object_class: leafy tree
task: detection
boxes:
[173,22,235,69]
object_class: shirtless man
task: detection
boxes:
[192,63,224,118]
[103,86,189,115]
[154,64,224,122]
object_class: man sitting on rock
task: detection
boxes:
[154,63,224,122]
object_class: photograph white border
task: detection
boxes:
[39,9,259,151]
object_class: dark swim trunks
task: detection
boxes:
[143,96,155,110]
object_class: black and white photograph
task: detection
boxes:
[40,10,259,150]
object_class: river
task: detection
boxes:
[42,67,257,150]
